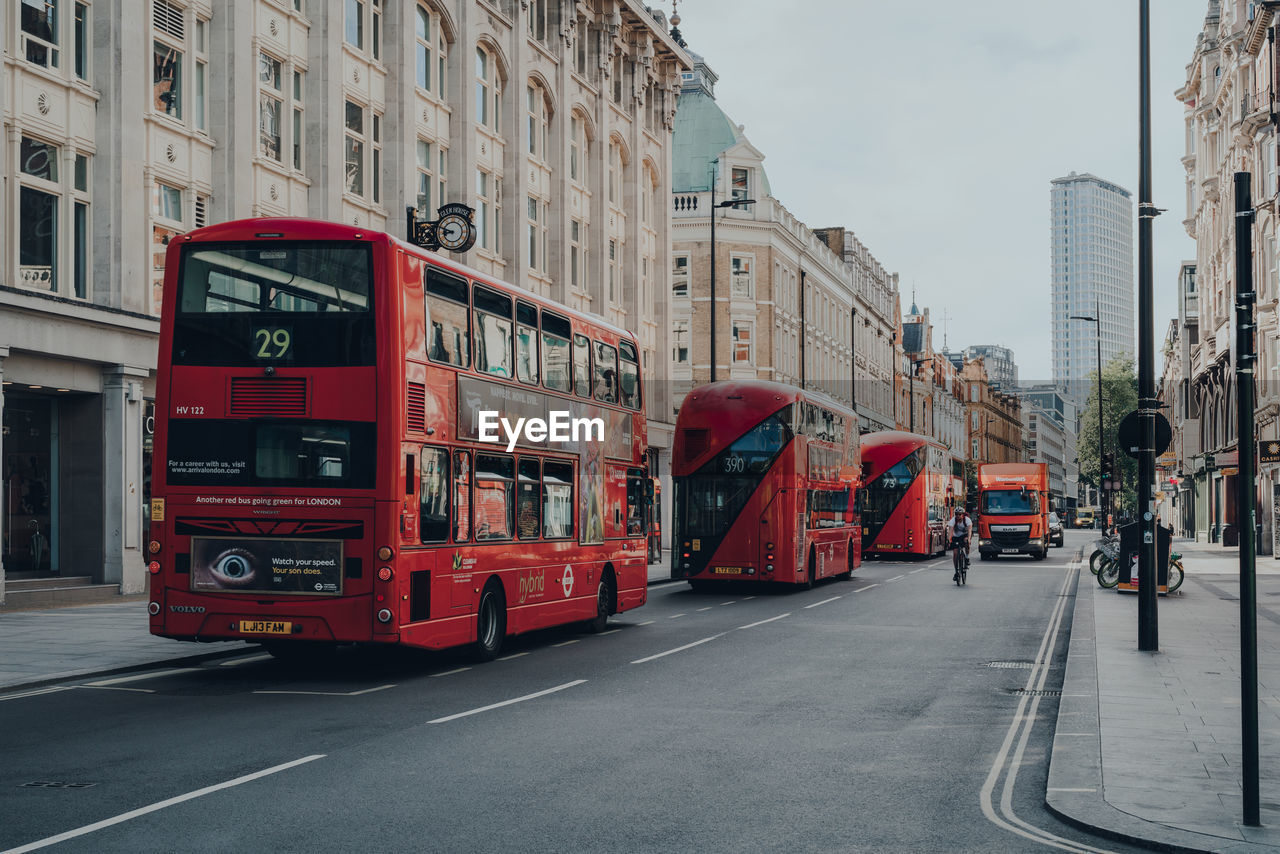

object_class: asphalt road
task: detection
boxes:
[0,530,1149,853]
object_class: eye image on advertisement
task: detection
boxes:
[191,537,343,595]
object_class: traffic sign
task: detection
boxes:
[1118,410,1172,459]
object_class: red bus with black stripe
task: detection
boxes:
[671,381,863,589]
[859,431,952,558]
[148,217,649,661]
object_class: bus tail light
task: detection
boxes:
[377,546,394,561]
[377,566,394,582]
[376,608,393,623]
[766,564,774,573]
[148,561,161,575]
[767,542,775,551]
[148,602,160,616]
[148,540,161,555]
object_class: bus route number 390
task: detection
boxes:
[721,454,746,474]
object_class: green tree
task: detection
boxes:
[1076,355,1139,516]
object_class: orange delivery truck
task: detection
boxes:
[974,463,1050,561]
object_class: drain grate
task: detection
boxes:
[21,781,96,789]
[1008,688,1062,697]
[986,661,1036,669]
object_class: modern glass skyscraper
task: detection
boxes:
[1050,172,1134,397]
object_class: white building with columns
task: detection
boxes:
[0,0,688,603]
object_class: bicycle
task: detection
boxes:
[1089,532,1119,575]
[951,537,969,585]
[1097,551,1185,592]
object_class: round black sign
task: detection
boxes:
[1117,410,1172,458]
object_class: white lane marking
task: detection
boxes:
[599,629,621,636]
[631,634,726,664]
[552,640,579,647]
[428,680,587,724]
[743,596,756,600]
[857,583,880,591]
[253,684,395,697]
[0,686,71,702]
[637,620,656,626]
[429,667,472,678]
[738,613,790,630]
[696,607,713,612]
[979,567,1115,853]
[85,668,199,687]
[909,567,930,574]
[668,613,686,619]
[497,652,529,661]
[886,574,905,583]
[720,601,736,606]
[803,596,842,609]
[219,654,273,667]
[0,755,324,854]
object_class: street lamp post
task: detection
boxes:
[1071,306,1107,529]
[908,358,928,434]
[708,159,755,382]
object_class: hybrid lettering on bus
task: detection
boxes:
[671,381,864,589]
[149,217,650,660]
[860,431,953,558]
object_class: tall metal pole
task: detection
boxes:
[1233,170,1260,827]
[709,162,717,383]
[799,270,806,390]
[1136,0,1158,651]
[851,307,858,416]
[909,367,915,433]
[1096,305,1107,530]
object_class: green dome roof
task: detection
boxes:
[671,90,738,192]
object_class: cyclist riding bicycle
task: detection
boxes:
[947,507,972,580]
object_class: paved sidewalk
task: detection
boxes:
[1049,537,1280,851]
[0,556,677,693]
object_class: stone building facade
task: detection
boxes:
[0,0,688,602]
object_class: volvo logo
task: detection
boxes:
[169,605,206,613]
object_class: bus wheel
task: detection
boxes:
[839,541,855,580]
[473,582,506,662]
[584,573,615,633]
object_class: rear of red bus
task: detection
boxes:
[860,431,947,558]
[148,219,397,651]
[671,381,861,587]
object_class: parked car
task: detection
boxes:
[1048,512,1064,547]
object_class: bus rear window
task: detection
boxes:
[174,242,375,366]
[165,419,375,488]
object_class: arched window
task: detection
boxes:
[569,112,589,184]
[414,5,449,98]
[526,82,549,161]
[475,45,501,130]
[608,139,622,206]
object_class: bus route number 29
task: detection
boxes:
[252,327,292,359]
[721,454,747,474]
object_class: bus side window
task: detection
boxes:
[474,454,514,540]
[542,460,574,539]
[474,285,513,379]
[517,457,541,539]
[425,268,470,368]
[619,340,641,410]
[626,469,644,536]
[453,450,471,542]
[593,341,618,404]
[573,333,591,397]
[420,446,450,543]
[541,311,572,393]
[516,301,539,386]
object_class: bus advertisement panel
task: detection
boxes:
[860,431,952,558]
[671,381,863,589]
[148,217,649,661]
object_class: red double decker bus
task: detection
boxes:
[148,217,649,660]
[671,381,862,589]
[860,431,953,558]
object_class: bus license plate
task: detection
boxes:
[239,620,292,635]
[712,567,743,575]
[1001,548,1020,554]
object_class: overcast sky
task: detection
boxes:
[676,0,1208,382]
